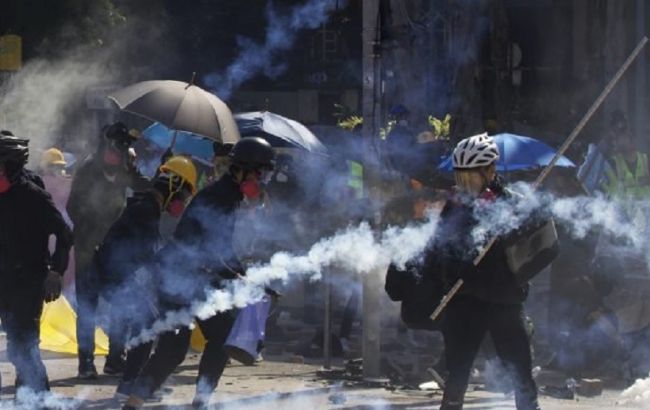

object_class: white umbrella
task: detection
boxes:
[108,78,240,145]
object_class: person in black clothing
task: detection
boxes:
[384,104,419,177]
[0,131,73,394]
[123,137,276,409]
[87,155,197,399]
[433,133,540,410]
[67,122,150,379]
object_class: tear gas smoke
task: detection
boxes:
[620,374,650,406]
[0,57,115,157]
[212,389,390,410]
[203,0,347,99]
[127,212,440,346]
[1,387,87,410]
[471,182,645,252]
[128,182,650,347]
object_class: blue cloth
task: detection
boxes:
[438,133,575,172]
[142,123,214,161]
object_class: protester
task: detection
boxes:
[67,122,150,379]
[122,137,276,409]
[88,155,197,398]
[384,104,419,177]
[600,111,650,379]
[39,148,75,288]
[432,133,540,410]
[0,131,73,395]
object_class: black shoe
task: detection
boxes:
[78,360,98,380]
[104,356,126,376]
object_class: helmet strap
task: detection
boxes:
[161,175,185,210]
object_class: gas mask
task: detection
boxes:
[240,177,261,200]
[161,174,191,218]
[103,144,124,167]
[0,174,10,193]
[0,165,12,193]
[239,169,272,200]
[167,198,186,218]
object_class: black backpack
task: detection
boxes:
[385,262,445,330]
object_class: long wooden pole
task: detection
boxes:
[430,37,648,322]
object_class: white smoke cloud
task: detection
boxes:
[470,182,646,253]
[127,183,650,347]
[127,212,440,346]
[620,374,650,406]
[0,387,88,410]
[203,0,347,99]
[0,55,116,157]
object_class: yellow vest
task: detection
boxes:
[604,152,650,200]
[347,160,364,199]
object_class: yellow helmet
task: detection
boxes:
[40,148,67,169]
[159,155,198,194]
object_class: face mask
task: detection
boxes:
[167,198,186,218]
[103,147,123,166]
[478,188,497,205]
[0,175,11,194]
[240,178,261,200]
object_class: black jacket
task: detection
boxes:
[95,191,162,289]
[67,155,150,249]
[0,174,73,287]
[156,174,243,305]
[434,192,529,305]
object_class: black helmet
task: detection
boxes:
[104,122,137,147]
[0,130,29,168]
[229,137,275,170]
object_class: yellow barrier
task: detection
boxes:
[39,296,109,355]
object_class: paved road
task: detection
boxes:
[0,339,646,408]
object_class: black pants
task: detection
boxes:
[0,287,49,392]
[132,310,236,399]
[75,261,126,363]
[122,304,158,383]
[441,296,539,410]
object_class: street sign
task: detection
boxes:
[0,35,22,71]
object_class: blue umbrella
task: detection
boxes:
[142,122,214,161]
[235,111,327,154]
[438,133,575,172]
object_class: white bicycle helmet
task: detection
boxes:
[452,132,500,169]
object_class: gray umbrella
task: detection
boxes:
[108,79,240,144]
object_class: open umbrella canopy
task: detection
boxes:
[108,80,240,144]
[235,111,327,154]
[438,133,575,172]
[142,122,214,161]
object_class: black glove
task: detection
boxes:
[44,271,63,302]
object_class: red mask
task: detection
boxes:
[103,148,123,166]
[0,175,10,194]
[167,199,186,218]
[478,188,497,206]
[240,178,261,200]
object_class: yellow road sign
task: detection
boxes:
[0,35,22,71]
